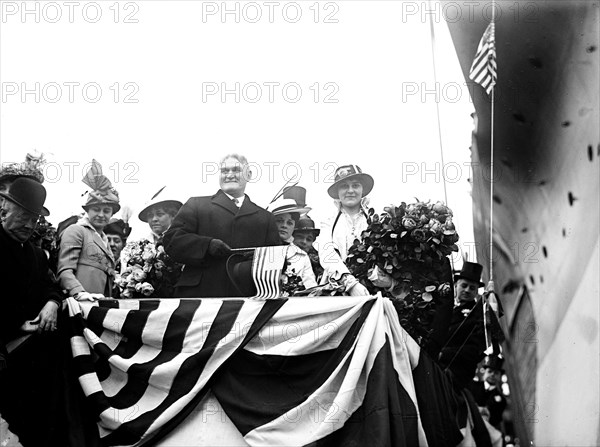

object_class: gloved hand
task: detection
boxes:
[343,274,370,297]
[74,292,105,301]
[208,238,232,258]
[368,265,397,289]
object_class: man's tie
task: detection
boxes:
[232,197,240,207]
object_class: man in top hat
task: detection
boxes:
[0,177,67,446]
[163,154,281,297]
[437,261,489,389]
[470,355,507,429]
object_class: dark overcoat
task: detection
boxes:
[0,224,66,446]
[163,190,281,297]
[438,298,487,389]
[0,224,62,353]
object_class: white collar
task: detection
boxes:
[223,192,245,207]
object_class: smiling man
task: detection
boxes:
[163,154,281,297]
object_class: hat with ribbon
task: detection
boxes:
[293,216,320,236]
[138,186,183,223]
[454,261,485,287]
[81,159,120,213]
[267,198,311,220]
[0,177,50,216]
[327,164,374,199]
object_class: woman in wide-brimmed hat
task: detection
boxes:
[57,160,120,300]
[316,164,373,296]
[266,197,317,290]
[138,186,182,244]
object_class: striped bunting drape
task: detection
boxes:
[469,22,497,95]
[67,295,465,446]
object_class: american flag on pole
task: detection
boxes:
[469,22,497,95]
[65,295,464,446]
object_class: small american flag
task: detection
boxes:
[251,246,288,299]
[469,22,497,95]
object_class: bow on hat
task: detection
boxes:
[82,159,120,212]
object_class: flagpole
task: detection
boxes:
[427,0,454,274]
[489,1,496,285]
[484,0,497,355]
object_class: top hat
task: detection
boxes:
[226,252,257,297]
[0,177,49,216]
[454,261,484,287]
[482,355,505,372]
[138,186,182,222]
[293,216,320,236]
[327,165,374,199]
[104,218,132,240]
[283,186,307,208]
[267,198,311,218]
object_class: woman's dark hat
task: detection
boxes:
[327,165,374,199]
[104,218,132,240]
[226,252,257,297]
[293,216,320,237]
[0,177,50,216]
[454,261,484,287]
[57,215,80,238]
[138,186,182,222]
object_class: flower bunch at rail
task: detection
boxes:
[116,240,172,298]
[346,200,458,344]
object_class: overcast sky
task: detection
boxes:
[0,1,477,263]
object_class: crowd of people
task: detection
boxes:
[0,152,510,446]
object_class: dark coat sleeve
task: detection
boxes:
[0,240,63,356]
[423,257,455,358]
[163,197,213,266]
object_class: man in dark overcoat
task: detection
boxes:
[0,177,66,446]
[163,154,281,297]
[437,262,489,389]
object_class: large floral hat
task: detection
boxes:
[81,159,120,213]
[327,164,374,199]
[0,152,46,188]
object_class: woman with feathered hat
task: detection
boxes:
[57,160,120,300]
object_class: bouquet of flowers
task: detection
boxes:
[116,240,181,298]
[280,262,305,297]
[346,200,458,344]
